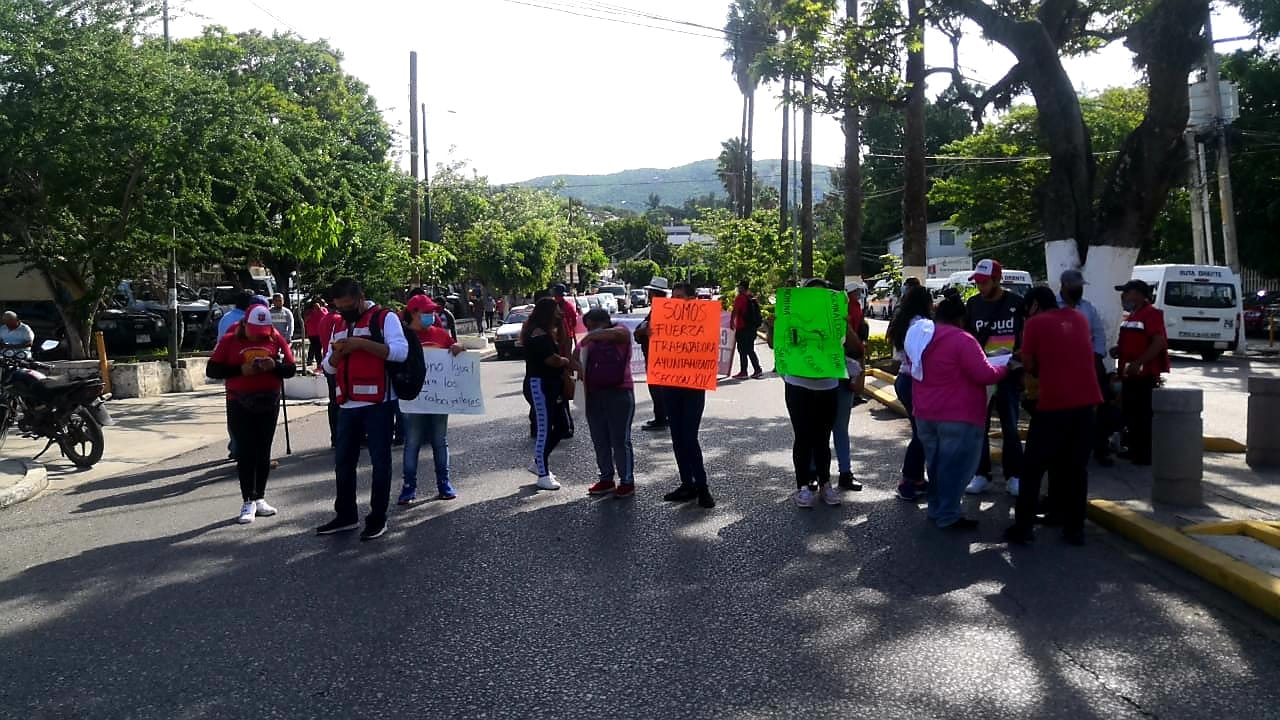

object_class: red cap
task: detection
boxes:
[969,258,1002,283]
[406,295,439,314]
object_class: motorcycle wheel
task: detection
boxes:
[60,407,105,468]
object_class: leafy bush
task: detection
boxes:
[865,334,892,361]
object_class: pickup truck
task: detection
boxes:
[115,280,221,349]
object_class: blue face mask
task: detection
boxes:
[419,313,436,328]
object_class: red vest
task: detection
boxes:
[332,305,389,404]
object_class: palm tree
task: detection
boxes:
[724,0,774,218]
[716,138,749,211]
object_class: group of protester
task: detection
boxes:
[201,255,1169,547]
[887,259,1168,546]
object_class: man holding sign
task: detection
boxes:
[774,280,849,508]
[647,283,718,509]
[397,295,468,505]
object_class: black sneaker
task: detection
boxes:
[1062,528,1086,546]
[316,517,360,535]
[944,517,979,531]
[360,518,388,541]
[837,472,862,491]
[663,484,698,502]
[696,486,716,509]
[1003,525,1035,545]
[641,420,668,431]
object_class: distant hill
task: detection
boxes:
[516,158,835,210]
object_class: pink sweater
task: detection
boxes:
[912,323,1008,428]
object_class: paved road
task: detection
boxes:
[1,343,1278,719]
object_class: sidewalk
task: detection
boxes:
[0,387,330,498]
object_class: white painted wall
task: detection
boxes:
[1046,239,1139,366]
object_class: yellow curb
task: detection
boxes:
[870,368,896,384]
[1205,437,1247,453]
[1180,519,1280,549]
[1183,520,1250,536]
[1087,499,1280,620]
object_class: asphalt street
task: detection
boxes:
[1,342,1278,719]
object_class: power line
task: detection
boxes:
[489,0,728,40]
[242,0,302,35]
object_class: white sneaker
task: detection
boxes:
[237,501,256,524]
[1006,477,1020,497]
[255,499,278,517]
[965,475,991,495]
[536,474,561,491]
[820,485,842,506]
[794,487,816,508]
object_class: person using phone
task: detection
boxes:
[206,304,297,526]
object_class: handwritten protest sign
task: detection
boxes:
[647,297,721,391]
[398,348,485,415]
[717,311,734,377]
[773,287,848,379]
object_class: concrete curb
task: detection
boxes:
[0,461,49,510]
[1087,499,1280,620]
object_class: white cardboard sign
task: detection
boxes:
[399,348,485,415]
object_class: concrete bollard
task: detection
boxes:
[1247,376,1280,469]
[1151,387,1204,506]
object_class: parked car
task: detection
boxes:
[598,284,630,313]
[94,302,167,354]
[595,292,618,314]
[116,280,217,349]
[494,306,533,360]
[630,289,648,309]
[1244,290,1279,337]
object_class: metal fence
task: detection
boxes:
[1240,267,1278,295]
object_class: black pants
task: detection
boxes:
[525,376,570,475]
[665,387,707,487]
[784,382,838,487]
[1121,377,1157,463]
[325,372,339,446]
[306,336,323,368]
[643,352,667,424]
[227,399,280,502]
[1093,355,1113,459]
[485,311,496,329]
[735,328,762,375]
[1015,406,1094,534]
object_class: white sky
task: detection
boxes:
[168,1,1257,186]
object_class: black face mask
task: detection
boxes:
[340,305,364,325]
[1063,285,1084,305]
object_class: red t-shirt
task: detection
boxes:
[732,293,750,331]
[210,329,295,399]
[1021,308,1103,411]
[413,325,454,348]
[556,298,579,346]
[1118,303,1170,377]
[319,312,341,354]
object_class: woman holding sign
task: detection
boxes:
[397,295,466,505]
[522,298,577,490]
[781,279,844,509]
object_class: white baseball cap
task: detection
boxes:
[246,305,273,328]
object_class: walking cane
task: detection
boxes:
[280,378,293,455]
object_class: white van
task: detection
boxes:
[1129,264,1243,361]
[944,269,1034,297]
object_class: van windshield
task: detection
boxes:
[1165,281,1236,309]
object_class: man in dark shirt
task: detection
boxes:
[963,258,1025,497]
[634,284,669,430]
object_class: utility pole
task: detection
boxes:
[800,74,814,279]
[901,0,928,282]
[1204,12,1240,272]
[1197,140,1217,266]
[841,0,863,286]
[422,103,433,247]
[1185,133,1206,265]
[164,0,179,369]
[408,52,422,287]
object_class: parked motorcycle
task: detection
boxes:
[0,341,112,468]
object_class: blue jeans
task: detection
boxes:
[664,387,707,487]
[585,388,635,484]
[402,413,450,494]
[832,384,854,474]
[895,374,926,483]
[977,379,1023,480]
[334,400,396,524]
[916,419,984,528]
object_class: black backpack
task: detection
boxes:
[369,308,427,399]
[746,296,763,329]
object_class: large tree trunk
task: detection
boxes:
[745,88,756,217]
[842,0,862,285]
[779,62,791,243]
[801,74,814,278]
[901,0,928,279]
[740,94,749,217]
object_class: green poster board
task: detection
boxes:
[774,287,849,379]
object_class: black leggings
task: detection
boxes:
[736,328,761,374]
[784,382,838,488]
[525,376,569,476]
[227,399,280,502]
[306,336,323,367]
